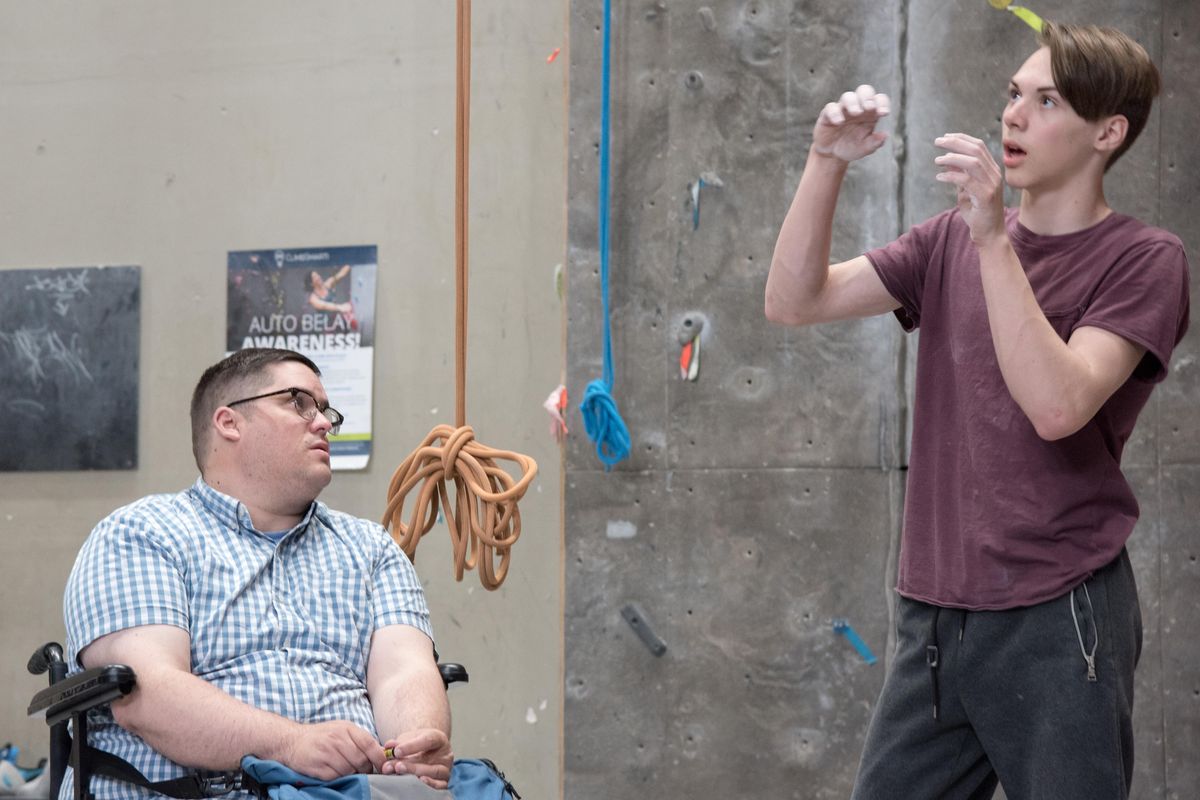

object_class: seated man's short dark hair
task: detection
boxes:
[189,349,322,470]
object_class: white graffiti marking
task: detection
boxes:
[25,270,91,316]
[8,398,47,420]
[0,326,94,390]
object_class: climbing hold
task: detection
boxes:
[833,619,878,665]
[675,313,705,382]
[543,384,569,442]
[689,172,725,231]
[622,602,668,657]
[987,0,1044,33]
[675,312,707,346]
[680,336,700,381]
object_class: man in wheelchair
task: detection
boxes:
[60,348,453,798]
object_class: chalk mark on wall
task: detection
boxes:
[0,326,94,390]
[24,269,92,316]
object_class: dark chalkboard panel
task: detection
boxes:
[0,266,140,471]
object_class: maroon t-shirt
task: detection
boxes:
[867,208,1190,609]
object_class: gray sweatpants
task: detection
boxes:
[851,550,1141,800]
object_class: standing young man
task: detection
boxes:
[766,23,1189,799]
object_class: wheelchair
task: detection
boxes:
[26,642,468,800]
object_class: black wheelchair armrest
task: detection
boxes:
[27,665,137,727]
[27,660,460,726]
[438,662,469,687]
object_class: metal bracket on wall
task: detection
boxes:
[621,603,667,657]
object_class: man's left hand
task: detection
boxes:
[934,133,1007,247]
[380,728,453,790]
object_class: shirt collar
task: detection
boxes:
[191,477,326,537]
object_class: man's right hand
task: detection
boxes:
[276,720,386,781]
[812,85,891,163]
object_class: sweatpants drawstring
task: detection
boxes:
[1070,584,1099,682]
[927,606,942,721]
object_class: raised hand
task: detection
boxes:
[813,85,891,163]
[934,133,1007,246]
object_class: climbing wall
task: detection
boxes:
[565,2,904,797]
[565,1,1200,798]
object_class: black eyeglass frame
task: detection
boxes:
[226,387,345,434]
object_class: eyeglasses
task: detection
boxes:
[226,387,344,434]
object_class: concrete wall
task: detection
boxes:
[565,1,1199,798]
[0,3,566,798]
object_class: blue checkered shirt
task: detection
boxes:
[62,478,433,800]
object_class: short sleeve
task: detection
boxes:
[1075,239,1191,383]
[369,530,433,640]
[864,209,954,331]
[64,505,190,669]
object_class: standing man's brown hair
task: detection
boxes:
[1037,22,1161,169]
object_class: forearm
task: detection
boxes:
[308,296,343,312]
[977,237,1100,439]
[371,664,451,743]
[765,150,849,323]
[110,666,300,771]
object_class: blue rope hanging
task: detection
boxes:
[579,0,631,469]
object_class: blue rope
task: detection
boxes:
[579,0,630,469]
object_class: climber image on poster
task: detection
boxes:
[226,245,377,470]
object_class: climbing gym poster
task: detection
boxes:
[226,245,377,470]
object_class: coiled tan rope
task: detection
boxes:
[382,0,538,589]
[383,426,537,589]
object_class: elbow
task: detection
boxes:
[1030,406,1086,442]
[110,695,142,734]
[764,284,813,327]
[764,296,790,325]
[108,679,162,740]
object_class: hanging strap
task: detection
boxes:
[79,742,261,799]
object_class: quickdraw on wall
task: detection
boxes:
[382,0,538,590]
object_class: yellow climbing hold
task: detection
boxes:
[988,0,1044,33]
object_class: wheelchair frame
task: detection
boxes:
[27,642,468,800]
